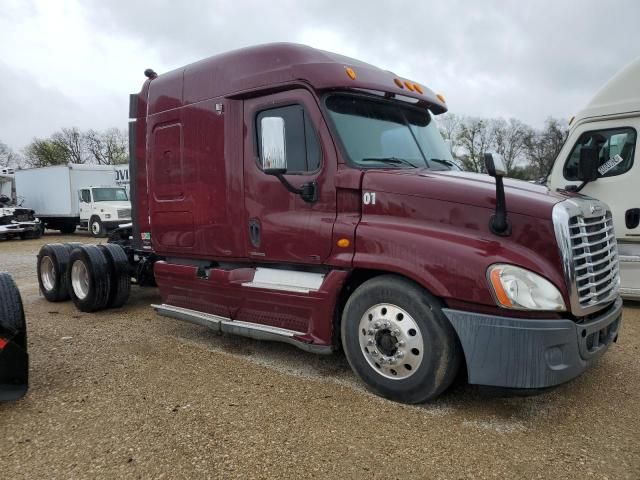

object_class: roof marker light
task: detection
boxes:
[345,67,357,80]
[394,78,404,88]
[413,83,424,94]
[436,93,446,103]
[403,81,415,91]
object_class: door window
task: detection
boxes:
[564,127,636,180]
[256,105,321,174]
[80,189,91,203]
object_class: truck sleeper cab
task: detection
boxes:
[547,57,640,300]
[39,43,621,404]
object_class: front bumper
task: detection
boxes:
[103,220,131,230]
[443,297,622,389]
[0,221,41,235]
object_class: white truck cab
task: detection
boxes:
[79,186,131,237]
[548,57,640,299]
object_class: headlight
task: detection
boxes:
[487,264,566,311]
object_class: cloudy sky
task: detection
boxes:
[1,0,638,150]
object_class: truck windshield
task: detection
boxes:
[92,188,128,202]
[325,94,455,170]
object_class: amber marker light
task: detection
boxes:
[436,93,446,103]
[337,238,350,248]
[345,67,357,80]
[403,81,415,91]
[413,84,424,94]
[489,267,513,308]
[394,78,404,88]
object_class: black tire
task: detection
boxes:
[89,217,105,238]
[60,223,76,235]
[341,275,461,404]
[98,243,131,308]
[0,272,26,339]
[67,245,111,312]
[0,272,28,401]
[37,243,72,302]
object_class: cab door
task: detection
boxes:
[79,189,92,223]
[242,89,337,265]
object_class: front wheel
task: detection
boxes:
[89,217,105,238]
[341,275,461,404]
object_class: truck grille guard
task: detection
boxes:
[553,198,620,316]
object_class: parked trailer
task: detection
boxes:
[37,44,622,403]
[15,164,132,236]
[547,57,640,300]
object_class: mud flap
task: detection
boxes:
[0,334,28,401]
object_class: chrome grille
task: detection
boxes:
[117,208,131,219]
[553,199,620,316]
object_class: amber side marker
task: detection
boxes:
[346,67,357,80]
[337,238,350,248]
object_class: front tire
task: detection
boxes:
[341,275,461,404]
[89,217,105,237]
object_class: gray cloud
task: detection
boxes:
[2,0,639,150]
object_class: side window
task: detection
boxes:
[564,127,636,180]
[256,105,321,173]
[80,189,91,203]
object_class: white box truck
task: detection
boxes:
[547,57,639,300]
[15,164,132,237]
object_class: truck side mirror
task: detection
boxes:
[577,145,599,182]
[484,153,510,236]
[260,117,287,175]
[259,116,318,203]
[484,153,507,178]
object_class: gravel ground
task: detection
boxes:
[1,233,639,479]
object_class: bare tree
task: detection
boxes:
[524,118,569,180]
[51,127,87,164]
[456,117,496,172]
[85,128,128,165]
[493,118,532,175]
[436,113,462,159]
[0,141,19,168]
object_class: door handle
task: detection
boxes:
[625,208,640,229]
[248,218,261,248]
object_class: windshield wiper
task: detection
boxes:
[361,157,419,168]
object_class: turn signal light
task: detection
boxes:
[345,67,357,80]
[337,238,350,248]
[489,268,513,308]
[436,93,446,103]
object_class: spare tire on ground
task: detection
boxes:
[37,243,73,302]
[67,245,112,312]
[98,243,131,309]
[0,272,29,401]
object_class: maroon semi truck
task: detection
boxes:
[37,43,622,403]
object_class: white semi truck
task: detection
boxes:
[548,57,639,300]
[15,164,132,237]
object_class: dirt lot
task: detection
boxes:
[1,233,639,479]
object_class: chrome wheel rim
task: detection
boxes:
[358,303,424,380]
[71,259,90,300]
[40,256,56,292]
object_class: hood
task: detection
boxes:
[362,169,569,218]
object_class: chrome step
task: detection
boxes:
[152,303,332,355]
